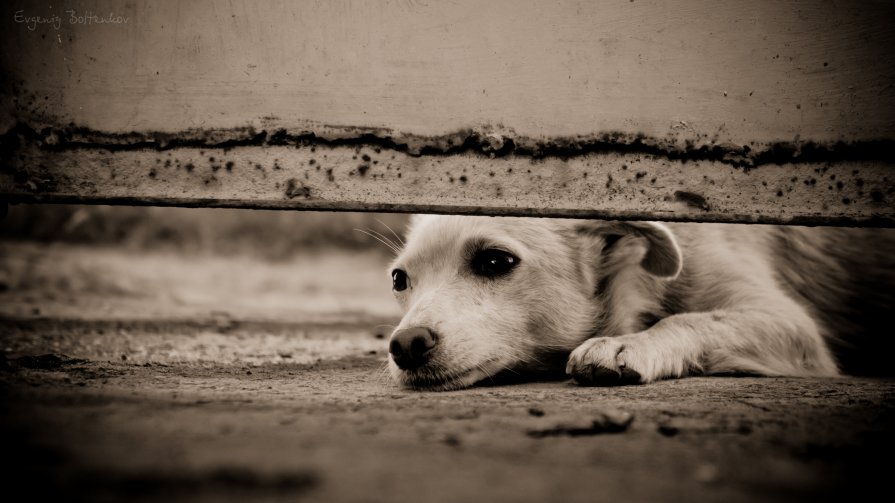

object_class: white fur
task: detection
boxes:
[386,216,894,390]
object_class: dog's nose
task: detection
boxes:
[389,327,438,370]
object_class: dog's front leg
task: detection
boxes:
[566,307,840,385]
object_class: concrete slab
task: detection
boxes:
[0,241,892,501]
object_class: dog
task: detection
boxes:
[384,215,895,390]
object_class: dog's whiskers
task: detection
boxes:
[472,360,497,386]
[354,228,401,255]
[376,218,405,247]
[375,361,393,386]
[518,353,547,366]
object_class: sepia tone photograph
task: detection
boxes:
[1,1,894,501]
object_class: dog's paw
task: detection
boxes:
[566,336,651,386]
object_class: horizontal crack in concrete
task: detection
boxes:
[4,122,895,169]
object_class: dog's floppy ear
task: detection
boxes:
[576,221,683,278]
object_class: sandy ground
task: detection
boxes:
[1,241,893,502]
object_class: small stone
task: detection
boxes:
[527,410,634,438]
[658,424,679,437]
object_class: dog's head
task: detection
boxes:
[386,215,682,390]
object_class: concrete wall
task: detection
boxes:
[3,0,894,224]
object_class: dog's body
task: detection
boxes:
[386,216,894,390]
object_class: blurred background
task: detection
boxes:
[0,204,409,363]
[1,204,410,261]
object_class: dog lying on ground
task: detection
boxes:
[384,215,895,390]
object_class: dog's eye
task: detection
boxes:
[471,249,519,278]
[392,269,408,291]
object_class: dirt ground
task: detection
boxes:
[1,241,893,502]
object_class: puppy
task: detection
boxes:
[385,215,895,390]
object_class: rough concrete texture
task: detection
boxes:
[3,1,895,225]
[4,140,893,226]
[3,1,894,143]
[1,241,893,502]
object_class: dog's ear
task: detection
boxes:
[576,221,683,278]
